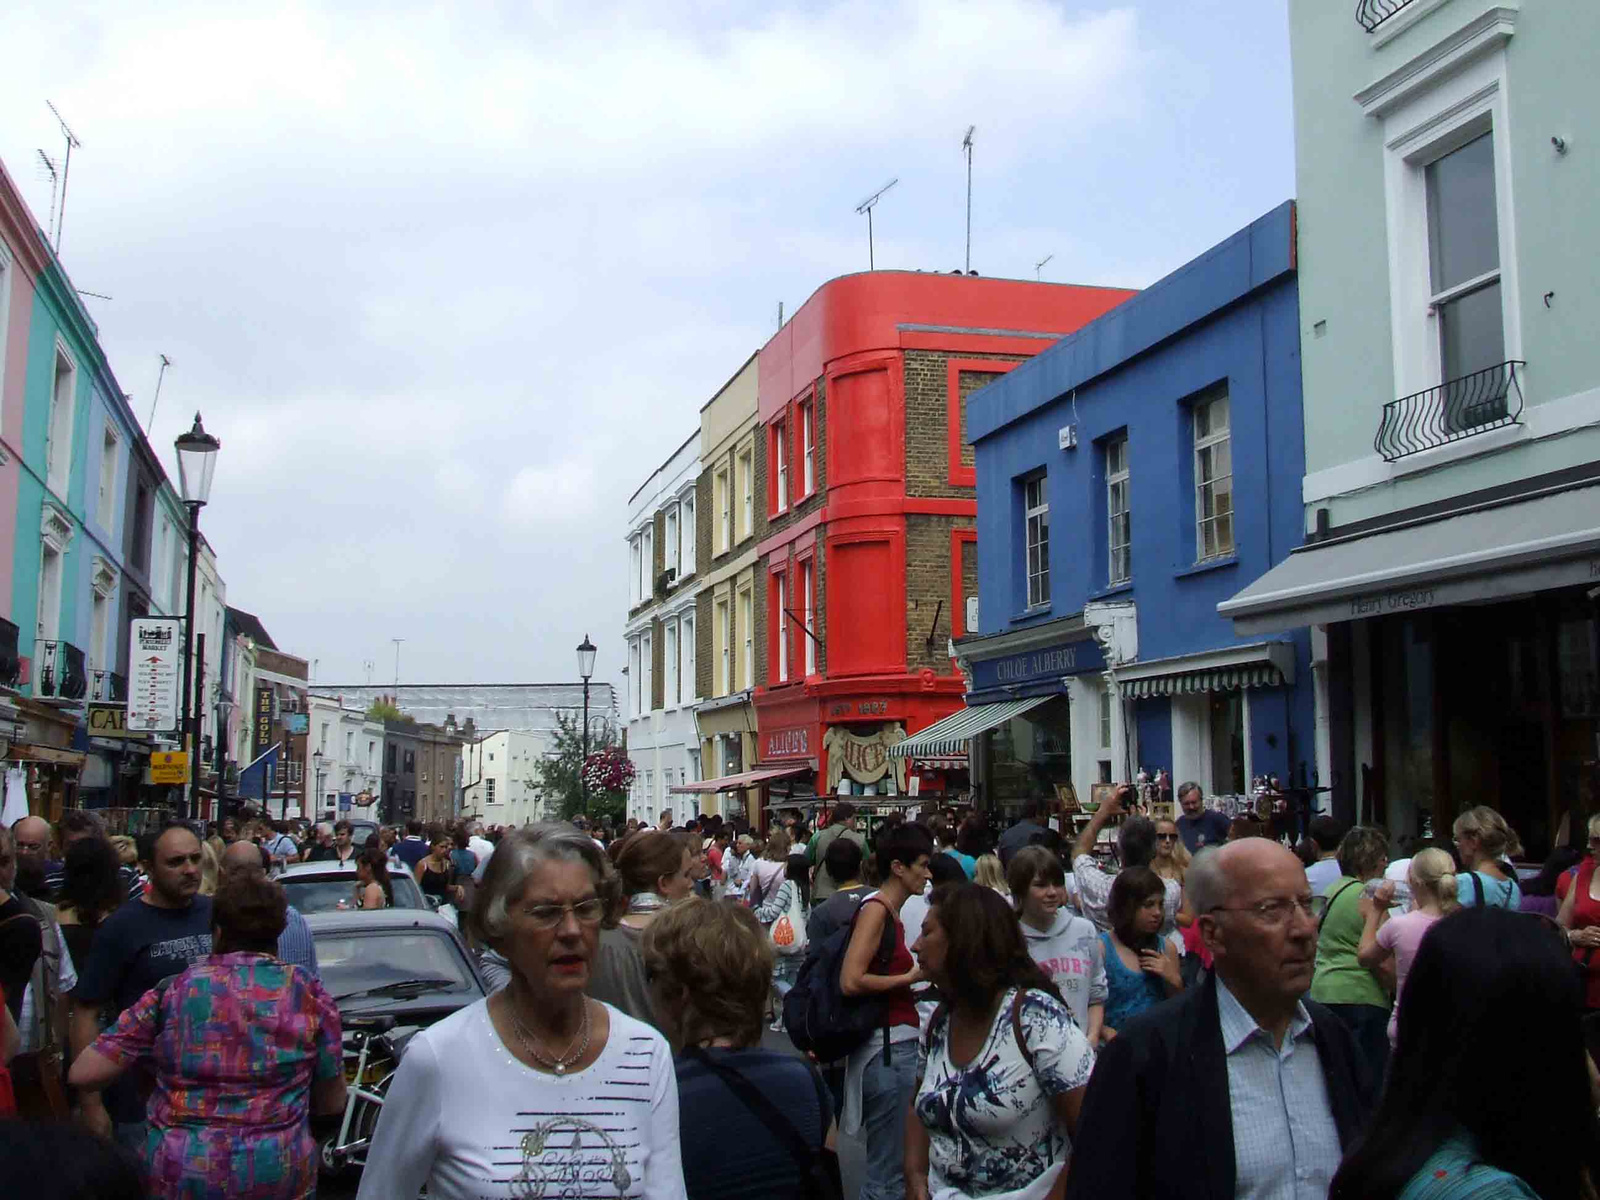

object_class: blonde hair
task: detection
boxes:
[1452,806,1518,862]
[199,839,220,896]
[642,896,773,1050]
[974,853,1008,895]
[1407,847,1460,913]
[762,828,792,863]
[1153,819,1191,882]
[109,835,138,866]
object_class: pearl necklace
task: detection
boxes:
[512,999,592,1075]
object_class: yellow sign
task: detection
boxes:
[88,703,140,739]
[150,751,189,784]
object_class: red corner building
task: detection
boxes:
[752,271,1135,813]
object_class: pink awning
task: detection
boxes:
[669,764,811,794]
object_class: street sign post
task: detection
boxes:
[128,618,183,733]
[150,751,189,785]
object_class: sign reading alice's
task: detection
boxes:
[970,636,1105,693]
[764,727,811,760]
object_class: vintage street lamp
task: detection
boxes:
[175,413,221,818]
[577,635,597,815]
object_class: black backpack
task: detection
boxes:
[784,896,895,1063]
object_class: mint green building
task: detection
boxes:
[1222,1,1599,854]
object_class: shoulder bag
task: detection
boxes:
[687,1048,843,1200]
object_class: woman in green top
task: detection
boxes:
[1310,825,1392,1077]
[1330,906,1600,1200]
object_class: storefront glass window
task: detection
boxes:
[978,696,1072,816]
[1208,692,1245,796]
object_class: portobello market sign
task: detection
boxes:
[970,636,1105,693]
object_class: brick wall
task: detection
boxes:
[696,471,713,578]
[904,514,973,675]
[696,591,714,699]
[754,567,769,689]
[904,350,1025,499]
[651,616,664,710]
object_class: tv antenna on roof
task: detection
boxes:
[34,151,59,245]
[1035,254,1054,281]
[146,355,172,431]
[962,126,975,274]
[855,178,898,271]
[45,101,82,255]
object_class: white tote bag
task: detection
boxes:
[768,883,809,957]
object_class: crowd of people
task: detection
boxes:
[0,788,1597,1199]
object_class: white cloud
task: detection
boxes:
[0,0,1295,687]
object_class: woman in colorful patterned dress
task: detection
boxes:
[907,883,1096,1200]
[69,873,346,1199]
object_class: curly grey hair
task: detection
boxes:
[471,823,618,946]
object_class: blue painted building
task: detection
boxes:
[895,203,1314,818]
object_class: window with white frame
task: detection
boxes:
[774,420,789,513]
[641,526,654,599]
[738,448,753,541]
[776,572,789,681]
[368,740,377,772]
[665,506,679,575]
[89,590,109,671]
[682,494,696,575]
[683,613,697,700]
[629,535,642,606]
[716,597,730,695]
[1099,681,1113,750]
[630,638,643,716]
[96,425,119,532]
[1193,387,1234,561]
[801,401,815,494]
[738,587,753,690]
[1106,436,1131,586]
[1024,474,1050,609]
[642,630,653,712]
[714,467,731,554]
[801,559,815,675]
[345,731,355,763]
[320,722,330,754]
[664,619,679,706]
[46,347,76,496]
[1426,131,1503,385]
[486,777,497,804]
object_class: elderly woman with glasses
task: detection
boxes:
[356,824,685,1200]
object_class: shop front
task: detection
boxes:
[1221,476,1600,856]
[690,691,762,823]
[753,683,966,829]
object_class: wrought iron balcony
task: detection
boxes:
[91,669,128,703]
[0,619,20,689]
[1374,360,1525,463]
[1357,0,1417,32]
[36,640,88,702]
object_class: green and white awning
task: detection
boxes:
[1115,641,1296,700]
[888,695,1052,760]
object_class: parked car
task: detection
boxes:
[346,817,380,847]
[278,860,426,914]
[308,907,487,1176]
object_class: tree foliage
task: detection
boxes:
[537,710,628,825]
[366,697,408,723]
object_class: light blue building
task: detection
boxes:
[895,204,1314,824]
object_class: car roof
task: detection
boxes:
[279,861,410,878]
[305,907,465,936]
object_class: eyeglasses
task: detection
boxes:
[1208,897,1316,927]
[1156,834,1179,842]
[521,899,605,929]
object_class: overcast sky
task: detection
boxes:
[2,0,1293,693]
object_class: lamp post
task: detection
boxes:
[175,413,220,820]
[577,635,596,816]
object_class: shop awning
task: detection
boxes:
[1219,481,1600,636]
[670,764,811,794]
[888,695,1052,760]
[1115,642,1295,699]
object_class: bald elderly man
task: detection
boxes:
[219,841,319,976]
[1066,838,1376,1200]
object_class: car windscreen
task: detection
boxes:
[282,872,427,914]
[315,930,477,1000]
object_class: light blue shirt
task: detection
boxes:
[1457,871,1521,909]
[277,903,320,976]
[1216,977,1343,1200]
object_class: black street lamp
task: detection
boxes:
[577,635,597,816]
[175,413,220,819]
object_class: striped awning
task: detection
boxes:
[1120,663,1285,699]
[888,695,1053,759]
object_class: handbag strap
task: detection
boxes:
[1319,880,1361,934]
[687,1048,825,1190]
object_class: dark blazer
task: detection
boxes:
[1064,975,1375,1200]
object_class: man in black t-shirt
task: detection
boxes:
[1175,781,1231,854]
[0,825,43,1023]
[71,822,212,1149]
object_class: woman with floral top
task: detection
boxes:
[908,883,1095,1200]
[69,874,345,1199]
